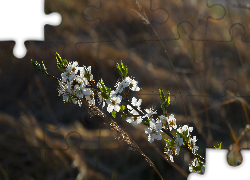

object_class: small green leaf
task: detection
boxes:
[116,63,122,76]
[166,91,170,105]
[56,52,67,71]
[111,111,116,118]
[164,138,175,147]
[120,105,125,111]
[159,88,166,102]
[142,118,150,127]
[214,142,222,149]
[116,60,128,77]
[55,52,62,64]
[31,59,41,69]
[124,67,128,76]
[41,61,47,74]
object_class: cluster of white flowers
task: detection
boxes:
[145,118,162,143]
[58,62,141,114]
[163,116,200,166]
[58,62,95,107]
[56,60,204,174]
[114,76,140,93]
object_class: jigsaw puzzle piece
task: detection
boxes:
[0,0,61,59]
[188,148,250,179]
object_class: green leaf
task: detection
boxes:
[120,105,125,111]
[124,67,128,76]
[159,88,166,102]
[166,91,170,105]
[116,60,128,77]
[142,118,150,127]
[55,52,62,64]
[164,138,175,147]
[214,142,222,149]
[111,111,116,118]
[56,52,67,71]
[31,59,41,69]
[116,62,122,76]
[107,88,111,93]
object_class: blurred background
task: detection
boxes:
[0,0,250,179]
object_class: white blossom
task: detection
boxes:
[106,95,122,113]
[143,108,157,119]
[115,78,130,93]
[124,77,140,91]
[167,114,177,131]
[127,97,142,115]
[177,125,193,141]
[174,134,183,155]
[189,136,199,154]
[164,146,174,162]
[159,115,167,123]
[126,116,143,126]
[145,119,162,143]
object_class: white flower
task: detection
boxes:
[97,92,105,109]
[125,77,140,91]
[67,61,78,71]
[177,125,193,134]
[189,136,199,154]
[73,84,83,98]
[62,94,69,102]
[115,78,130,93]
[130,79,140,91]
[189,165,193,172]
[167,114,177,131]
[189,158,200,173]
[127,97,142,115]
[177,125,193,141]
[145,119,162,143]
[126,97,143,126]
[174,134,183,155]
[143,108,157,119]
[159,115,167,123]
[106,95,122,113]
[82,89,95,105]
[126,116,143,126]
[61,69,75,82]
[164,147,174,162]
[110,90,117,98]
[192,158,199,167]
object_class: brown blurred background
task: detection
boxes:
[0,0,250,179]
